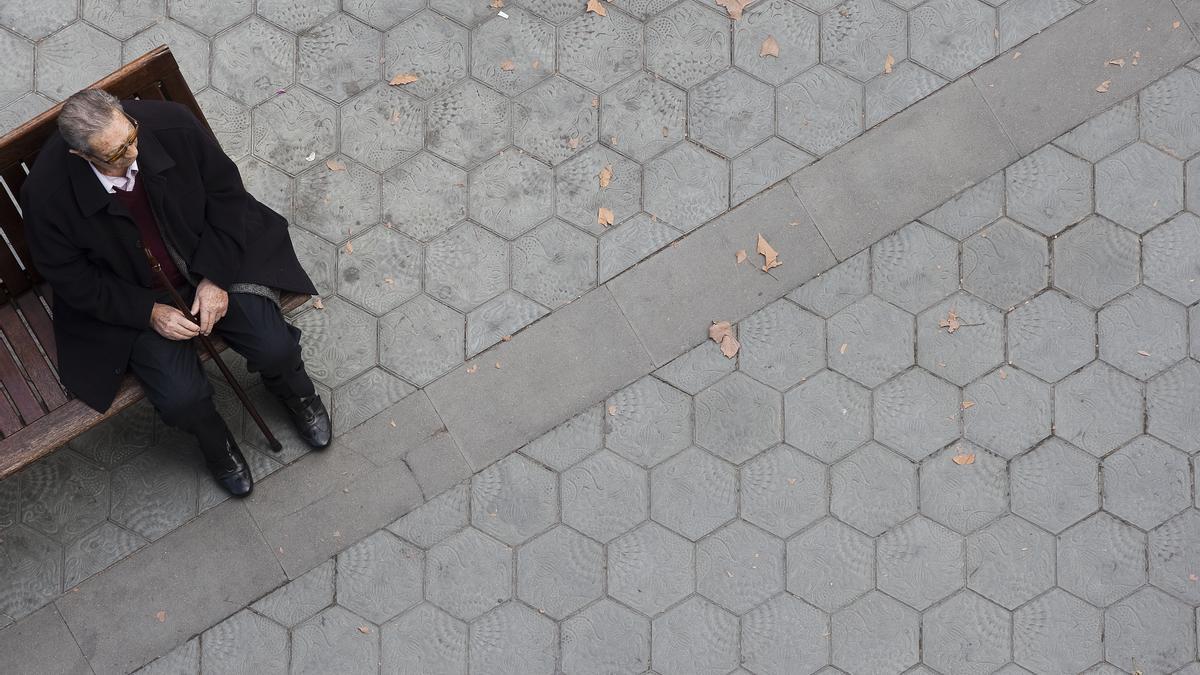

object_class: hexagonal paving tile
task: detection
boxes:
[108,450,199,541]
[742,595,829,675]
[734,301,823,391]
[465,290,547,356]
[516,0,585,24]
[561,599,650,674]
[558,9,642,92]
[199,609,287,674]
[1013,588,1103,674]
[195,89,250,160]
[911,0,996,79]
[871,221,958,314]
[83,0,163,40]
[644,141,728,233]
[1011,437,1099,533]
[600,72,685,162]
[252,88,338,175]
[1008,289,1096,382]
[35,22,121,102]
[1144,212,1200,305]
[64,521,145,589]
[923,591,1011,675]
[964,368,1051,459]
[379,294,464,386]
[652,596,739,675]
[469,151,554,240]
[784,370,871,463]
[511,221,595,310]
[516,525,603,618]
[1054,362,1143,458]
[733,0,818,85]
[471,453,557,545]
[1105,587,1196,673]
[519,407,602,471]
[694,372,782,464]
[655,338,736,396]
[998,0,1079,50]
[1147,359,1200,454]
[124,19,210,91]
[169,0,252,36]
[513,76,597,166]
[555,145,641,235]
[832,591,919,675]
[294,157,380,244]
[732,136,816,205]
[339,83,423,172]
[830,442,917,536]
[777,65,863,155]
[251,559,334,628]
[651,446,737,540]
[645,1,730,88]
[1006,145,1092,236]
[381,152,467,243]
[606,376,692,468]
[426,80,511,168]
[873,368,960,461]
[1052,214,1141,308]
[827,295,914,388]
[338,227,424,315]
[741,445,827,538]
[1103,436,1190,530]
[211,18,293,106]
[470,7,555,96]
[1059,512,1147,607]
[920,172,1004,241]
[561,450,647,542]
[916,292,1005,386]
[1054,96,1137,162]
[962,218,1049,310]
[1099,286,1188,380]
[289,227,335,297]
[426,528,512,620]
[921,443,1007,534]
[688,69,774,158]
[291,296,377,387]
[381,603,467,674]
[877,516,964,610]
[386,483,469,550]
[608,521,693,615]
[875,66,948,149]
[384,10,468,101]
[18,451,108,542]
[0,524,62,618]
[291,605,379,675]
[336,531,422,624]
[787,518,873,612]
[345,0,423,29]
[257,0,337,33]
[820,0,906,82]
[1140,67,1200,159]
[695,520,784,614]
[965,515,1055,610]
[298,14,382,103]
[1150,509,1200,605]
[1096,141,1184,234]
[68,401,155,468]
[424,222,510,312]
[239,155,294,219]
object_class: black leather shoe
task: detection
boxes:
[207,436,253,497]
[284,394,332,449]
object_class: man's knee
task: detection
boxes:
[254,328,302,376]
[154,376,216,428]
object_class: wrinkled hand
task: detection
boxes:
[190,278,228,336]
[150,303,200,341]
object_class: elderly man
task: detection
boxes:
[21,89,331,497]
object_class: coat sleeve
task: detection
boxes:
[184,112,248,290]
[22,195,157,330]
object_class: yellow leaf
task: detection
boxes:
[884,52,895,74]
[598,164,613,188]
[760,35,780,58]
[389,72,419,85]
[1096,80,1111,93]
[756,233,781,272]
[598,206,614,226]
[586,0,607,15]
[1137,350,1151,356]
[735,249,747,264]
[500,58,515,71]
[591,96,599,108]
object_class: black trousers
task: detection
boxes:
[128,287,314,463]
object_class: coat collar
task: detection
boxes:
[68,120,175,216]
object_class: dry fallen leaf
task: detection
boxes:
[495,362,502,369]
[358,626,370,634]
[715,0,746,20]
[326,159,347,172]
[1173,20,1181,29]
[1132,50,1141,65]
[598,164,613,188]
[598,206,614,226]
[760,35,780,58]
[305,151,317,162]
[735,249,747,264]
[939,309,961,333]
[607,404,617,415]
[389,419,397,428]
[389,72,419,85]
[952,451,976,465]
[660,126,669,138]
[344,241,353,254]
[1013,51,1021,60]
[961,400,975,410]
[1137,350,1151,356]
[155,610,167,623]
[1108,57,1125,67]
[532,58,541,69]
[500,58,515,71]
[312,297,325,310]
[884,52,895,74]
[490,0,504,7]
[757,234,781,272]
[501,335,512,342]
[591,96,599,108]
[839,343,848,354]
[567,136,580,149]
[466,363,478,374]
[709,321,741,358]
[1096,80,1111,93]
[586,0,607,15]
[998,369,1007,380]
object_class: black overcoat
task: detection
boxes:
[20,99,317,413]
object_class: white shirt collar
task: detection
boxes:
[89,159,138,193]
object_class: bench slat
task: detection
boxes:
[16,288,56,366]
[0,332,43,423]
[0,304,65,409]
[0,384,22,437]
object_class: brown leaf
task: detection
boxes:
[357,626,370,634]
[567,136,580,149]
[939,309,961,333]
[952,451,976,465]
[597,206,614,226]
[490,0,504,7]
[326,159,347,172]
[1013,51,1021,60]
[607,404,617,416]
[709,321,741,358]
[839,343,848,354]
[760,35,780,58]
[312,297,325,310]
[1173,20,1181,29]
[961,400,975,409]
[466,363,478,374]
[1107,57,1125,67]
[344,241,353,254]
[388,419,397,428]
[1133,50,1141,65]
[154,610,167,623]
[591,96,599,108]
[1137,350,1151,356]
[998,369,1007,380]
[756,233,781,272]
[495,362,502,369]
[389,72,419,85]
[531,58,541,69]
[715,0,746,20]
[735,249,747,264]
[1096,80,1111,93]
[501,334,512,342]
[500,58,515,71]
[883,52,895,74]
[586,0,607,15]
[598,164,613,188]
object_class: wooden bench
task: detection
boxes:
[0,46,308,479]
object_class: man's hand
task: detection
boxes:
[190,278,229,336]
[150,303,200,341]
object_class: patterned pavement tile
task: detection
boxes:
[651,596,739,675]
[556,144,641,235]
[516,525,603,618]
[830,442,917,536]
[561,450,647,542]
[962,218,1050,310]
[695,520,784,614]
[426,80,511,168]
[511,219,596,309]
[688,69,774,159]
[0,525,63,618]
[252,88,338,175]
[787,518,874,612]
[381,152,468,243]
[873,368,961,461]
[1013,588,1103,674]
[741,595,829,675]
[784,370,872,464]
[1010,437,1100,534]
[1144,211,1200,305]
[1140,67,1200,159]
[820,0,907,83]
[384,10,469,100]
[1101,436,1190,530]
[965,515,1055,610]
[36,22,121,102]
[998,0,1079,51]
[1146,359,1200,455]
[386,483,470,549]
[787,250,870,318]
[694,372,782,464]
[917,291,1004,385]
[598,213,679,282]
[471,453,557,546]
[378,294,464,386]
[1104,587,1196,673]
[63,521,145,589]
[1095,141,1184,234]
[740,445,827,538]
[910,0,995,80]
[827,295,915,388]
[469,7,555,97]
[294,158,380,245]
[732,0,819,86]
[871,221,959,315]
[251,559,335,627]
[1053,96,1138,162]
[338,227,424,316]
[560,599,650,675]
[608,522,694,616]
[513,76,598,166]
[469,602,557,675]
[963,367,1051,459]
[1052,214,1140,309]
[643,141,729,233]
[876,516,964,610]
[1007,289,1096,382]
[558,9,643,93]
[291,605,379,675]
[920,172,1004,240]
[291,296,378,388]
[865,60,947,128]
[921,443,1007,534]
[124,20,209,91]
[18,451,109,543]
[922,591,1011,675]
[644,1,729,89]
[1098,286,1188,380]
[731,137,815,206]
[381,603,467,675]
[519,407,603,472]
[832,591,919,675]
[1149,509,1200,605]
[1058,512,1147,607]
[777,65,863,156]
[298,14,383,102]
[465,290,548,357]
[211,18,294,106]
[650,446,736,540]
[600,71,685,162]
[606,376,692,468]
[1053,362,1143,458]
[424,222,510,312]
[336,530,423,623]
[470,150,555,240]
[200,609,288,675]
[425,528,513,620]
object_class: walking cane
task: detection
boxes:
[143,248,284,452]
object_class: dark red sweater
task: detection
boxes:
[112,177,186,289]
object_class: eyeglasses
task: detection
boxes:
[94,112,138,164]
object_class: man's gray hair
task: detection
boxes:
[58,89,123,154]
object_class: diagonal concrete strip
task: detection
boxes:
[0,604,91,675]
